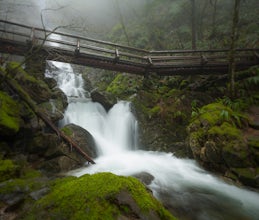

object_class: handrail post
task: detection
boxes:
[30,28,35,41]
[114,48,120,62]
[75,39,80,55]
[27,27,37,46]
[200,53,208,65]
[147,57,153,65]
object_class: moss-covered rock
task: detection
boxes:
[0,159,19,182]
[0,164,47,218]
[132,87,193,156]
[6,62,52,104]
[231,167,259,188]
[187,101,258,187]
[0,91,21,136]
[23,172,176,220]
[106,73,142,100]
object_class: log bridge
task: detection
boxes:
[0,19,258,76]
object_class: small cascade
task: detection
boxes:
[46,61,259,220]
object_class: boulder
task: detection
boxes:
[91,90,113,111]
[132,172,155,185]
[6,62,52,104]
[37,124,97,173]
[21,173,176,220]
[61,124,97,159]
[187,102,259,187]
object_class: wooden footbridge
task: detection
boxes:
[0,19,258,75]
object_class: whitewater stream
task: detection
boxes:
[46,61,259,220]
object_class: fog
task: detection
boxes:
[0,0,147,37]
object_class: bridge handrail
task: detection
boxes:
[149,48,259,55]
[1,19,258,56]
[0,19,149,55]
[0,19,258,67]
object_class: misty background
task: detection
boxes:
[0,0,147,38]
[0,0,258,49]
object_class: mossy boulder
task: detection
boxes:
[0,91,21,136]
[31,124,97,173]
[38,88,68,122]
[6,62,52,104]
[188,102,259,187]
[23,172,176,220]
[231,167,259,187]
[0,165,48,218]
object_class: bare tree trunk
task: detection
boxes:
[190,0,197,50]
[211,0,218,40]
[198,1,208,42]
[114,0,130,46]
[229,0,241,98]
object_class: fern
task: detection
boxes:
[245,75,259,86]
[220,110,230,121]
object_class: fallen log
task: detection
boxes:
[0,69,95,164]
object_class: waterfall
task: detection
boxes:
[46,61,259,220]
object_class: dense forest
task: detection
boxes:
[107,0,258,50]
[0,0,259,219]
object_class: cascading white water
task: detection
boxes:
[46,61,259,220]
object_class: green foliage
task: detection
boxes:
[61,126,73,136]
[191,102,249,129]
[106,73,142,100]
[217,96,247,111]
[0,159,19,182]
[208,122,241,139]
[6,62,52,103]
[26,173,175,220]
[149,105,161,118]
[0,91,20,135]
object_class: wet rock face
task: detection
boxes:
[91,90,114,111]
[18,123,98,174]
[132,172,155,185]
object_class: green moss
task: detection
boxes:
[247,136,259,149]
[0,176,46,199]
[198,103,230,126]
[231,167,259,187]
[6,62,27,76]
[6,62,52,103]
[232,168,259,179]
[0,91,20,135]
[106,74,141,99]
[190,129,204,141]
[208,122,242,139]
[191,102,248,129]
[61,127,73,136]
[0,159,19,182]
[149,105,161,117]
[26,173,175,220]
[21,168,42,179]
